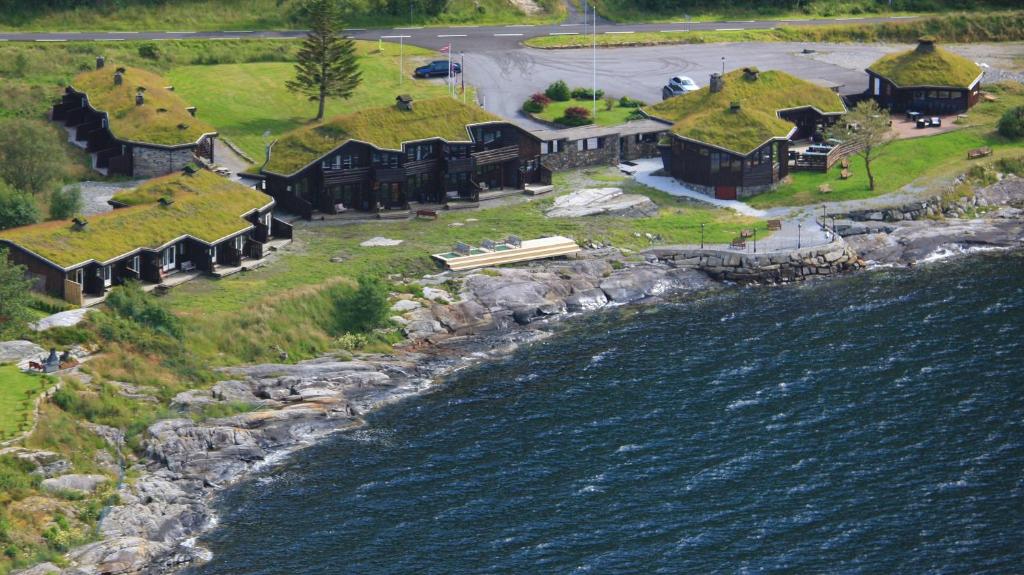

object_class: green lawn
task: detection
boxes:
[168,41,460,162]
[748,83,1024,209]
[535,99,640,127]
[0,365,48,440]
[0,0,565,31]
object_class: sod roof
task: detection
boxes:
[867,41,982,89]
[73,66,215,146]
[644,69,847,156]
[263,97,504,175]
[0,171,270,269]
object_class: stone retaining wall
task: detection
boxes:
[647,240,862,283]
[540,141,618,172]
[841,193,980,223]
[132,145,196,179]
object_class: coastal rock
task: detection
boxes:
[599,266,714,303]
[845,218,1024,265]
[220,359,376,380]
[0,340,46,367]
[565,288,609,312]
[545,188,659,218]
[463,269,572,309]
[210,380,259,403]
[40,474,108,495]
[66,536,169,575]
[359,236,403,247]
[422,287,452,302]
[403,308,446,340]
[390,299,421,313]
[31,308,95,332]
[431,300,493,335]
[145,419,264,484]
[11,563,61,575]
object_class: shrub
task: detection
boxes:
[619,96,645,108]
[558,106,593,127]
[138,43,161,60]
[530,92,552,106]
[604,95,615,111]
[0,181,38,230]
[48,185,83,220]
[571,87,605,100]
[522,98,544,114]
[104,282,183,339]
[545,80,571,102]
[995,156,1024,176]
[997,106,1024,139]
[0,118,66,195]
[323,276,390,335]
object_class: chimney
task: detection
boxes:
[113,71,123,86]
[709,73,724,94]
[96,55,105,70]
[916,36,936,53]
[743,67,760,81]
[186,106,197,117]
[730,100,742,112]
[396,94,414,111]
[71,217,88,230]
[135,87,145,106]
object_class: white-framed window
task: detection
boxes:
[72,268,84,285]
[874,77,881,96]
[210,245,218,263]
[263,212,271,227]
[576,139,584,151]
[161,246,176,271]
[235,234,246,252]
[587,137,599,150]
[102,265,112,287]
[127,255,140,273]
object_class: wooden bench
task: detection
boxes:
[967,147,992,160]
[840,168,851,180]
[180,261,196,272]
[415,209,438,220]
[740,229,754,238]
[505,234,523,248]
[766,219,782,231]
[730,238,746,249]
[453,241,473,256]
[818,183,833,194]
[841,158,850,169]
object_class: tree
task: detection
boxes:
[287,0,362,122]
[839,100,895,191]
[0,119,65,196]
[0,180,39,230]
[49,185,83,220]
[0,248,34,340]
[997,105,1024,140]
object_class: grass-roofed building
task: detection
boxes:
[645,68,847,200]
[259,96,549,218]
[0,170,290,306]
[866,38,983,115]
[51,62,217,179]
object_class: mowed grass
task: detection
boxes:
[0,366,48,439]
[164,168,769,363]
[0,0,565,31]
[748,83,1024,208]
[168,41,460,161]
[535,99,639,127]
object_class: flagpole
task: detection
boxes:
[592,3,597,118]
[399,36,403,86]
[449,42,453,98]
[461,51,466,103]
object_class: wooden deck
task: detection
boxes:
[432,236,581,271]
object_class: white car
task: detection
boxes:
[668,76,700,93]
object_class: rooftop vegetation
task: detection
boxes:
[644,69,846,155]
[73,65,215,145]
[868,40,982,88]
[263,97,502,175]
[0,170,269,268]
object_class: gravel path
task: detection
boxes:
[64,180,148,216]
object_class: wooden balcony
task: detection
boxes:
[472,145,519,166]
[404,158,439,175]
[446,157,475,173]
[323,166,371,185]
[374,166,405,183]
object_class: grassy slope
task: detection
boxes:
[168,41,464,162]
[74,66,214,145]
[0,0,565,31]
[264,97,501,175]
[525,11,1024,48]
[646,69,845,156]
[748,83,1024,208]
[0,171,269,266]
[535,99,638,127]
[0,366,46,439]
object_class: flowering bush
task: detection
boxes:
[559,106,592,127]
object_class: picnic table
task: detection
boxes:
[967,147,992,160]
[415,209,438,219]
[766,220,782,231]
[730,238,747,249]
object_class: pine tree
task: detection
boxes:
[0,248,33,339]
[286,0,362,121]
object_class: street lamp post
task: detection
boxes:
[700,223,705,249]
[721,56,725,76]
[797,222,802,249]
[831,216,836,240]
[753,228,757,253]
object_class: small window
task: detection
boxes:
[928,90,938,99]
[576,140,584,151]
[587,137,599,149]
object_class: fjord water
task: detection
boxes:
[191,253,1024,574]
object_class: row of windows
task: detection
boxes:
[913,89,962,100]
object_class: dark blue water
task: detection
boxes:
[191,253,1024,574]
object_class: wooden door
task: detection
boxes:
[715,186,737,200]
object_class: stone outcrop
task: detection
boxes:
[647,240,862,283]
[41,474,109,495]
[0,340,46,366]
[545,187,659,218]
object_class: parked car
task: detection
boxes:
[414,60,461,78]
[668,75,700,93]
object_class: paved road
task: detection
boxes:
[0,15,924,52]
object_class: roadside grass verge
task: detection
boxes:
[0,366,50,440]
[525,11,1024,48]
[535,99,639,127]
[0,0,564,32]
[747,83,1024,209]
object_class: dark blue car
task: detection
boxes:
[414,60,461,78]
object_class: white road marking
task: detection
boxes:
[209,37,242,40]
[833,17,863,20]
[437,34,467,37]
[380,35,412,39]
[224,30,253,33]
[559,23,582,26]
[394,26,424,29]
[35,39,67,42]
[659,29,689,33]
[715,28,743,31]
[105,38,126,41]
[549,32,580,35]
[343,28,366,31]
[119,31,139,33]
[891,15,915,18]
[494,33,524,36]
[505,24,535,27]
[168,31,197,34]
[605,31,635,34]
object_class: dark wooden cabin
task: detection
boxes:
[866,39,983,115]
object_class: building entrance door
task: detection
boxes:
[715,186,737,200]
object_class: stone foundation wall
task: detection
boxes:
[672,181,777,200]
[621,139,660,162]
[540,140,619,172]
[647,240,862,283]
[132,145,196,179]
[842,193,981,223]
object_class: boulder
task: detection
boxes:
[600,266,715,303]
[390,299,421,313]
[66,536,169,575]
[210,380,258,403]
[564,288,609,312]
[431,300,492,335]
[422,287,452,302]
[11,562,61,575]
[31,308,94,332]
[0,340,46,367]
[41,474,108,495]
[359,236,403,247]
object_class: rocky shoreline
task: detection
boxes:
[17,178,1024,575]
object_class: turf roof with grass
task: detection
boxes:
[263,97,503,175]
[644,69,846,156]
[0,170,270,269]
[73,66,215,146]
[868,39,982,89]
